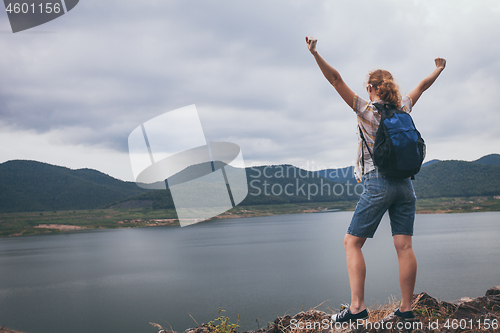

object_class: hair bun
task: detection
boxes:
[366,69,401,106]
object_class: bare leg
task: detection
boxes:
[344,234,367,313]
[393,235,417,312]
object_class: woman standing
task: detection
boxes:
[305,36,446,323]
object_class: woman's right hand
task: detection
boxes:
[305,36,317,54]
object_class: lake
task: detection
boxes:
[0,211,499,333]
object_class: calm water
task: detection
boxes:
[0,212,499,333]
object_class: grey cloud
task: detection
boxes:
[1,0,499,169]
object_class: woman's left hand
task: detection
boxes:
[434,58,446,70]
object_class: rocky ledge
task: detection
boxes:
[0,328,25,333]
[158,286,500,333]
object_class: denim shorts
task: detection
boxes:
[347,170,417,238]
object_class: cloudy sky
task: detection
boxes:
[1,0,499,181]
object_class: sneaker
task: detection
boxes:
[331,304,369,323]
[382,308,415,322]
[395,308,415,321]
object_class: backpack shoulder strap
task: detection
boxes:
[358,125,373,159]
[358,125,373,176]
[373,102,397,119]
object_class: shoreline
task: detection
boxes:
[1,196,500,238]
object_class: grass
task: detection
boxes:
[0,201,359,237]
[218,201,358,218]
[416,196,500,213]
[150,307,240,333]
[0,207,178,237]
[272,291,496,333]
[365,293,454,323]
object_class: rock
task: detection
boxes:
[161,287,500,333]
[452,301,484,319]
[0,328,26,333]
[456,296,474,304]
[270,314,291,333]
[451,294,500,320]
[413,292,440,312]
[182,325,209,333]
[486,286,500,296]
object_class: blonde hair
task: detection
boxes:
[367,69,401,106]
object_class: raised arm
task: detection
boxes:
[306,36,355,108]
[408,58,446,106]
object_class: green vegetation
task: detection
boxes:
[149,308,239,333]
[242,164,359,204]
[2,157,500,215]
[207,308,240,333]
[0,160,148,213]
[413,160,500,198]
[2,197,500,237]
[1,156,500,237]
[0,201,359,237]
[0,207,178,237]
[474,153,500,167]
[416,196,500,213]
[217,201,358,219]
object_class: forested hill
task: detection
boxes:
[420,154,500,168]
[1,155,500,213]
[0,160,147,213]
[312,154,500,199]
[314,154,500,183]
[412,159,500,198]
[474,153,500,167]
[101,156,500,210]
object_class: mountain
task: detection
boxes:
[242,164,359,205]
[473,153,500,167]
[413,160,500,198]
[422,159,440,167]
[280,157,500,201]
[315,158,446,182]
[2,154,500,213]
[125,163,360,210]
[315,166,356,184]
[421,154,500,168]
[0,160,148,213]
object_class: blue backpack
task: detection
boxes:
[360,103,426,179]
